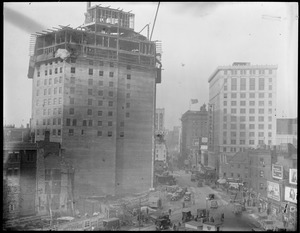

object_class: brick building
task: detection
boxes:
[28,3,162,197]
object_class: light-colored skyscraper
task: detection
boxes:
[208,62,277,155]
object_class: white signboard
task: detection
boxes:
[267,181,280,201]
[284,186,297,204]
[289,169,297,185]
[272,164,283,180]
[201,145,208,150]
[201,137,208,143]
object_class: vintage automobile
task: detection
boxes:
[155,215,172,230]
[182,211,194,223]
[184,192,192,201]
[233,203,243,215]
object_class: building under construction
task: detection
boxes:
[28,3,162,197]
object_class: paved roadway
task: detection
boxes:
[169,170,259,231]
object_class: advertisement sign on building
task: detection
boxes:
[289,169,297,185]
[284,187,297,204]
[267,181,280,201]
[272,164,283,180]
[201,137,208,143]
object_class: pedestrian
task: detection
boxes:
[169,208,172,216]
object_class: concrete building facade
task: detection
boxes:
[28,4,161,197]
[180,104,208,167]
[208,62,277,155]
[276,118,297,147]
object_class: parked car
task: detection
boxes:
[184,192,192,201]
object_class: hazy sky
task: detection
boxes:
[4,2,298,130]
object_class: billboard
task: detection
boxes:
[267,181,280,201]
[289,169,297,185]
[284,186,297,204]
[272,164,283,180]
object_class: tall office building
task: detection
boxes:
[28,3,162,197]
[208,62,277,155]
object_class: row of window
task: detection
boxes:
[224,78,273,91]
[66,118,123,127]
[223,123,272,130]
[224,107,274,114]
[36,86,63,96]
[36,97,63,106]
[71,59,131,70]
[224,100,272,106]
[223,115,273,122]
[37,76,63,86]
[222,142,272,152]
[223,138,271,145]
[223,131,272,137]
[224,92,272,99]
[38,118,62,126]
[223,69,273,75]
[37,67,63,77]
[37,128,61,136]
[36,108,62,116]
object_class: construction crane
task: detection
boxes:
[150,2,160,41]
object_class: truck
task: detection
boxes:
[102,217,120,230]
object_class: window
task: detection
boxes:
[258,132,264,137]
[258,124,264,129]
[97,131,102,136]
[240,101,246,106]
[258,116,264,121]
[83,120,87,126]
[240,108,246,114]
[60,67,62,73]
[108,111,113,117]
[59,97,62,104]
[259,78,264,90]
[127,65,131,70]
[231,109,236,114]
[68,129,74,136]
[249,101,255,106]
[88,89,92,95]
[249,124,255,129]
[223,116,227,121]
[231,101,236,106]
[223,139,227,144]
[58,118,61,125]
[66,118,71,126]
[48,88,51,95]
[109,101,113,107]
[259,101,264,106]
[268,109,272,114]
[249,116,255,121]
[70,77,75,84]
[108,121,112,126]
[268,116,272,121]
[59,76,62,83]
[126,112,130,118]
[58,108,62,114]
[126,103,130,108]
[45,70,48,76]
[240,124,245,130]
[249,108,255,114]
[59,87,62,94]
[88,99,93,105]
[48,108,51,115]
[231,124,236,129]
[240,78,246,90]
[44,89,47,95]
[231,131,236,137]
[240,93,246,98]
[69,108,74,115]
[88,79,93,85]
[108,131,112,137]
[88,68,93,75]
[98,90,103,96]
[99,60,104,66]
[88,120,93,126]
[70,97,74,104]
[71,67,76,73]
[58,129,61,136]
[89,60,93,65]
[240,132,245,137]
[231,78,237,90]
[126,93,130,98]
[36,90,39,96]
[223,124,227,129]
[98,121,102,126]
[259,93,264,98]
[98,100,103,106]
[70,87,75,94]
[249,140,255,145]
[223,101,227,106]
[47,119,50,125]
[108,91,113,97]
[268,93,272,98]
[87,109,92,115]
[109,81,114,87]
[250,78,255,90]
[109,72,114,77]
[109,62,114,67]
[53,118,56,125]
[260,183,264,190]
[99,80,103,86]
[249,132,255,137]
[127,74,131,80]
[231,116,236,121]
[44,79,47,85]
[237,173,240,178]
[37,71,40,77]
[53,108,57,115]
[54,87,57,94]
[98,111,102,116]
[258,109,264,114]
[231,173,234,177]
[43,109,46,115]
[240,140,245,145]
[231,93,237,98]
[99,71,104,76]
[43,119,46,125]
[224,109,227,114]
[268,100,272,106]
[73,119,77,126]
[120,132,124,137]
